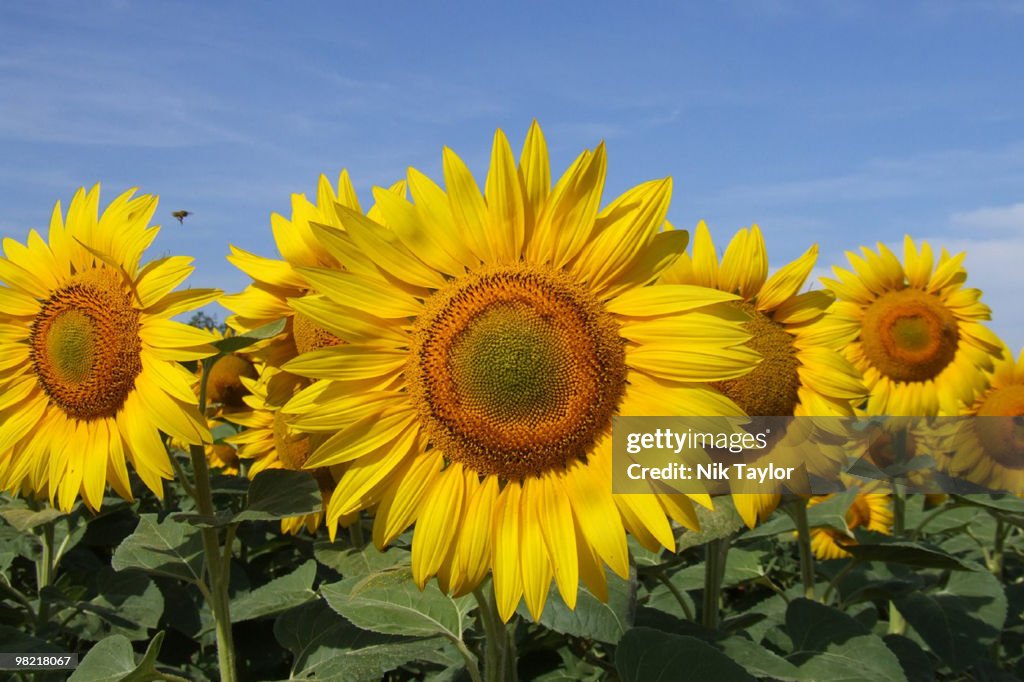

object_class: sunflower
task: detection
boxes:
[277,123,759,621]
[822,237,1002,416]
[942,345,1024,491]
[808,487,893,560]
[659,223,867,527]
[0,186,219,511]
[227,367,341,534]
[221,173,405,406]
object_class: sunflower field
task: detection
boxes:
[2,123,1024,682]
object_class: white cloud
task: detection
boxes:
[950,202,1024,232]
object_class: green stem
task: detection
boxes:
[887,478,908,635]
[0,576,36,622]
[702,537,729,629]
[787,498,816,600]
[473,586,516,682]
[822,560,857,606]
[35,521,56,627]
[452,637,483,682]
[186,355,237,682]
[654,570,694,621]
[989,517,1007,580]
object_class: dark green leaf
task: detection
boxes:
[893,569,1007,673]
[845,540,977,570]
[111,514,204,583]
[785,599,907,682]
[883,635,936,682]
[68,631,165,682]
[719,637,802,680]
[232,560,317,621]
[276,599,445,682]
[0,625,65,654]
[0,504,66,532]
[615,627,752,682]
[314,543,410,577]
[234,469,321,522]
[213,319,286,353]
[321,566,474,641]
[526,570,635,644]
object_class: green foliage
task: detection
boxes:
[5,478,1024,680]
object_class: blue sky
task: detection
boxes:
[1,1,1023,348]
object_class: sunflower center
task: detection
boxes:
[293,311,343,355]
[974,385,1024,469]
[712,303,801,416]
[206,354,257,409]
[861,288,959,382]
[408,264,627,479]
[272,410,312,471]
[29,268,142,420]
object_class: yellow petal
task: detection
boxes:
[412,463,466,588]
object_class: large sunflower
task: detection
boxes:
[0,186,219,511]
[221,173,405,405]
[944,345,1024,491]
[277,123,759,621]
[659,223,867,527]
[822,237,1002,416]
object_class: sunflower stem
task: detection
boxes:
[185,354,238,682]
[988,517,1007,580]
[35,520,56,627]
[655,569,694,621]
[702,537,729,629]
[473,586,516,682]
[786,497,816,600]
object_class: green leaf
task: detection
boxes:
[785,599,907,682]
[951,494,1024,514]
[883,635,936,682]
[321,566,475,641]
[83,568,164,640]
[719,637,802,681]
[232,560,317,621]
[0,503,66,532]
[0,625,65,654]
[741,490,857,540]
[314,542,410,577]
[276,599,446,682]
[615,627,752,682]
[68,631,165,682]
[893,569,1007,673]
[654,547,767,593]
[111,514,204,583]
[233,469,321,522]
[675,499,745,551]
[526,570,635,644]
[213,318,286,353]
[844,540,977,570]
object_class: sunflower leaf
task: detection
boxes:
[320,567,474,641]
[523,569,635,644]
[68,631,166,682]
[213,318,286,353]
[844,539,978,570]
[615,627,752,682]
[892,569,1007,673]
[234,469,321,523]
[276,599,447,682]
[231,560,317,622]
[111,515,204,584]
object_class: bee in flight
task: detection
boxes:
[171,210,192,224]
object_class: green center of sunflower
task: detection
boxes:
[712,303,801,416]
[408,264,627,479]
[861,288,959,382]
[30,268,142,420]
[974,385,1024,469]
